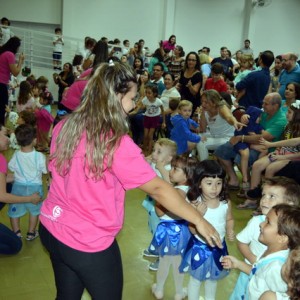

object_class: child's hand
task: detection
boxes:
[221,255,239,269]
[155,160,165,171]
[196,201,207,216]
[259,137,271,149]
[5,105,11,113]
[31,192,42,205]
[186,80,192,88]
[240,114,250,125]
[161,122,166,129]
[227,230,235,241]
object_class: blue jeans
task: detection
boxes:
[0,223,22,255]
[214,142,259,166]
[39,223,123,300]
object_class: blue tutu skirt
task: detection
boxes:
[179,236,230,281]
[142,195,160,235]
[148,219,191,257]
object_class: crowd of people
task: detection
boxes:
[0,20,300,299]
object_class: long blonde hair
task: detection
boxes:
[52,62,137,180]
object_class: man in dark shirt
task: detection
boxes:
[211,46,233,80]
[235,50,274,109]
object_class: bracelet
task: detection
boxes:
[241,135,245,143]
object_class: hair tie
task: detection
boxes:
[291,100,300,110]
[108,59,115,66]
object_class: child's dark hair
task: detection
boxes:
[169,98,180,111]
[72,54,83,66]
[211,63,224,75]
[187,160,228,202]
[55,27,62,33]
[273,204,300,250]
[18,81,32,105]
[39,91,53,105]
[263,177,300,206]
[18,111,36,127]
[171,156,199,187]
[145,83,158,97]
[15,124,36,147]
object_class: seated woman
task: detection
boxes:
[165,45,185,80]
[196,89,243,161]
[281,82,300,113]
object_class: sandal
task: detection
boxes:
[236,199,257,210]
[15,229,22,238]
[26,230,39,241]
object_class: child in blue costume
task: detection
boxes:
[170,100,200,155]
[142,138,177,270]
[180,160,234,300]
[233,106,264,192]
[150,156,198,300]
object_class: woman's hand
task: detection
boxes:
[194,217,222,248]
[259,137,272,149]
[233,121,246,131]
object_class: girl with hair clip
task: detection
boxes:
[180,159,235,300]
[150,156,198,300]
[16,80,35,113]
[246,100,300,200]
[222,204,300,300]
[39,62,222,300]
[259,247,300,300]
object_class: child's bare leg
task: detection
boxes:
[143,128,149,154]
[250,144,268,159]
[10,217,20,233]
[265,160,290,178]
[239,148,250,183]
[147,128,156,156]
[28,214,39,233]
[250,156,270,189]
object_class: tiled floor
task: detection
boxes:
[0,185,252,300]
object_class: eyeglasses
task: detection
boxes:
[153,69,162,72]
[188,59,197,62]
[282,58,291,62]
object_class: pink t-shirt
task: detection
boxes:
[60,79,88,111]
[0,154,8,174]
[162,40,175,51]
[0,51,15,84]
[40,121,156,252]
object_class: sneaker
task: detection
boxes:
[174,287,187,300]
[143,249,159,258]
[246,187,262,200]
[149,259,159,271]
[152,283,163,299]
[26,230,39,241]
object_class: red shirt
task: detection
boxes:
[205,78,228,93]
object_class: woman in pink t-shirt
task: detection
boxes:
[0,36,25,125]
[39,62,223,300]
[0,131,40,254]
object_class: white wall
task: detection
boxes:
[1,0,300,57]
[0,0,62,24]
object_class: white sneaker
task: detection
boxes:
[149,259,159,271]
[143,249,158,258]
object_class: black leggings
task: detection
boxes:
[39,223,123,300]
[0,83,8,126]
